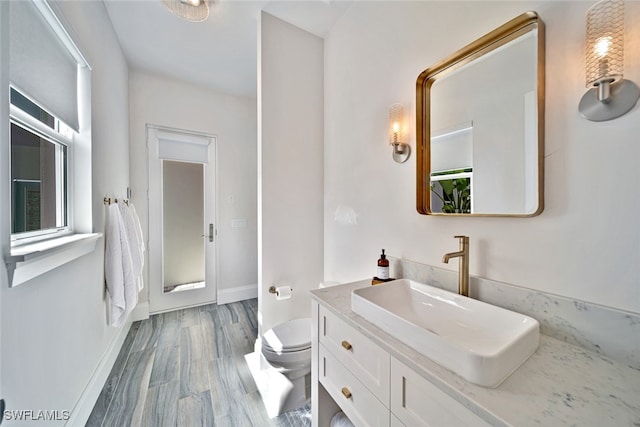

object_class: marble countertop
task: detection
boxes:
[311,280,640,427]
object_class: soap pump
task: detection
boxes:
[377,249,389,280]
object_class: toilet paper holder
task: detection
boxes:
[268,285,293,294]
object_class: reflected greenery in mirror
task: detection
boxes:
[430,169,472,214]
[416,12,545,216]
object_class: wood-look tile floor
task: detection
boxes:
[87,299,311,427]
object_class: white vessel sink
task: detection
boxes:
[351,279,539,387]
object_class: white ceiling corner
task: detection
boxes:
[103,0,352,97]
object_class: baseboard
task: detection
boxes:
[66,319,133,427]
[217,283,258,305]
[132,300,150,321]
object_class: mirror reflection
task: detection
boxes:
[162,160,206,293]
[417,12,545,216]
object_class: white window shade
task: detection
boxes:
[10,1,81,131]
[157,131,211,163]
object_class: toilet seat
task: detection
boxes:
[262,318,312,354]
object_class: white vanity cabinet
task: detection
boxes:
[312,300,491,427]
[390,357,492,427]
[316,303,390,425]
[318,345,389,426]
[318,305,390,401]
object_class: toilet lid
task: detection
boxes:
[262,318,312,353]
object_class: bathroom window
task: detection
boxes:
[4,0,96,287]
[8,0,90,247]
[10,88,71,240]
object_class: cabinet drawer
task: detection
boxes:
[318,305,390,403]
[391,357,491,427]
[319,344,389,427]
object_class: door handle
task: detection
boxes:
[201,223,214,242]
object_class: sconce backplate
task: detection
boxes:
[393,144,411,163]
[579,79,640,121]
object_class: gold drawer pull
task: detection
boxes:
[341,387,352,399]
[341,340,352,351]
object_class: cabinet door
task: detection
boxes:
[319,305,390,403]
[391,357,492,427]
[319,344,390,426]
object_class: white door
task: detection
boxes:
[147,126,217,313]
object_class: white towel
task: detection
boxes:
[105,204,125,326]
[119,202,144,291]
[330,411,354,427]
[105,204,138,327]
[129,203,145,291]
[129,203,145,253]
[119,208,138,325]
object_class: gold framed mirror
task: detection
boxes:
[416,12,545,216]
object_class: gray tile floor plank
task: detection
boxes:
[102,346,155,427]
[181,307,201,328]
[234,354,259,395]
[180,324,206,362]
[157,316,183,349]
[86,322,140,426]
[208,356,247,417]
[214,303,238,325]
[200,309,232,360]
[131,315,163,352]
[178,390,215,427]
[150,345,180,387]
[224,322,254,356]
[142,381,179,427]
[198,302,217,312]
[91,299,310,427]
[180,355,210,399]
[240,299,258,325]
[243,390,283,427]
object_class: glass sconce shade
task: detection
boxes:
[579,0,639,121]
[585,0,624,87]
[389,103,403,145]
[388,103,410,163]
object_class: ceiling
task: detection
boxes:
[104,0,352,97]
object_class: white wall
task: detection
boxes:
[129,71,257,304]
[324,1,640,314]
[258,12,324,335]
[0,0,130,423]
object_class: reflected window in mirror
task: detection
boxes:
[430,122,473,214]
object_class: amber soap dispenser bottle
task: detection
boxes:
[377,249,390,280]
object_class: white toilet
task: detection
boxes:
[261,317,312,380]
[247,281,340,417]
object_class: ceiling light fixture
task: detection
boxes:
[162,0,211,22]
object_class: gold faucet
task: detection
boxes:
[442,235,470,297]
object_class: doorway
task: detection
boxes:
[147,126,217,313]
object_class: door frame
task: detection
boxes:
[147,124,217,314]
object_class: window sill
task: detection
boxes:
[5,233,103,287]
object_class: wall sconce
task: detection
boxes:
[389,103,411,163]
[579,0,639,121]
